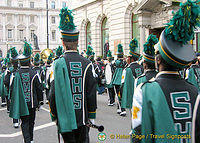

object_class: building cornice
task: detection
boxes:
[0,6,60,12]
[72,0,100,10]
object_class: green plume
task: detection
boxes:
[23,41,32,57]
[117,44,123,53]
[107,50,112,58]
[56,46,63,57]
[143,34,158,56]
[47,53,53,64]
[6,52,10,59]
[165,0,200,44]
[34,53,40,62]
[86,45,93,57]
[59,7,76,31]
[129,38,138,52]
[10,47,18,59]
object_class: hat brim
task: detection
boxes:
[143,52,155,63]
[158,30,196,68]
[61,29,79,40]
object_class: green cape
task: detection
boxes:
[141,81,178,143]
[9,72,29,119]
[54,57,77,133]
[135,75,147,88]
[0,72,8,99]
[110,60,124,86]
[121,68,135,109]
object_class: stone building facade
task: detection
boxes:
[72,0,199,57]
[0,0,69,57]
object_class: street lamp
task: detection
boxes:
[46,0,49,49]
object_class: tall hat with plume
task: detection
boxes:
[129,38,140,58]
[107,50,113,59]
[86,45,93,58]
[157,0,200,69]
[47,53,53,65]
[59,7,79,41]
[10,47,19,61]
[5,52,11,65]
[34,53,41,66]
[143,34,158,63]
[18,41,33,63]
[40,58,45,66]
[116,44,124,55]
[56,46,64,58]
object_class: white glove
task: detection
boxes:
[90,119,95,125]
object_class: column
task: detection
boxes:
[2,14,6,42]
[14,14,18,42]
[139,25,145,53]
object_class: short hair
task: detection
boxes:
[143,60,155,69]
[62,39,78,50]
[155,53,179,71]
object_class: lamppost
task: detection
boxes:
[46,0,49,49]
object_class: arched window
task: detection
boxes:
[0,49,2,57]
[131,14,140,52]
[101,17,109,56]
[86,22,91,48]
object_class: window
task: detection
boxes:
[101,17,109,56]
[19,3,23,7]
[30,16,34,23]
[0,30,3,41]
[30,2,34,8]
[86,22,91,48]
[7,0,11,6]
[131,14,140,52]
[51,1,55,9]
[52,30,56,41]
[62,2,66,8]
[52,16,55,24]
[19,30,23,41]
[7,15,12,22]
[8,29,12,39]
[31,30,35,40]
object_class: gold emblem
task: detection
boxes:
[132,106,140,119]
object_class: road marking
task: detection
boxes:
[0,108,7,111]
[41,107,50,112]
[0,122,56,138]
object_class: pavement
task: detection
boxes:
[0,93,131,143]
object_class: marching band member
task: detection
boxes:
[49,7,97,142]
[132,1,200,142]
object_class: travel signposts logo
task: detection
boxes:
[98,133,107,141]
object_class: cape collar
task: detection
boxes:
[156,71,179,79]
[21,66,30,69]
[65,50,77,53]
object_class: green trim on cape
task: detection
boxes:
[141,81,178,143]
[121,68,135,109]
[54,57,77,133]
[9,72,29,119]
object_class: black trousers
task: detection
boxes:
[61,125,89,143]
[115,85,125,112]
[108,87,115,104]
[21,108,36,143]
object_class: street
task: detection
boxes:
[0,93,131,143]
